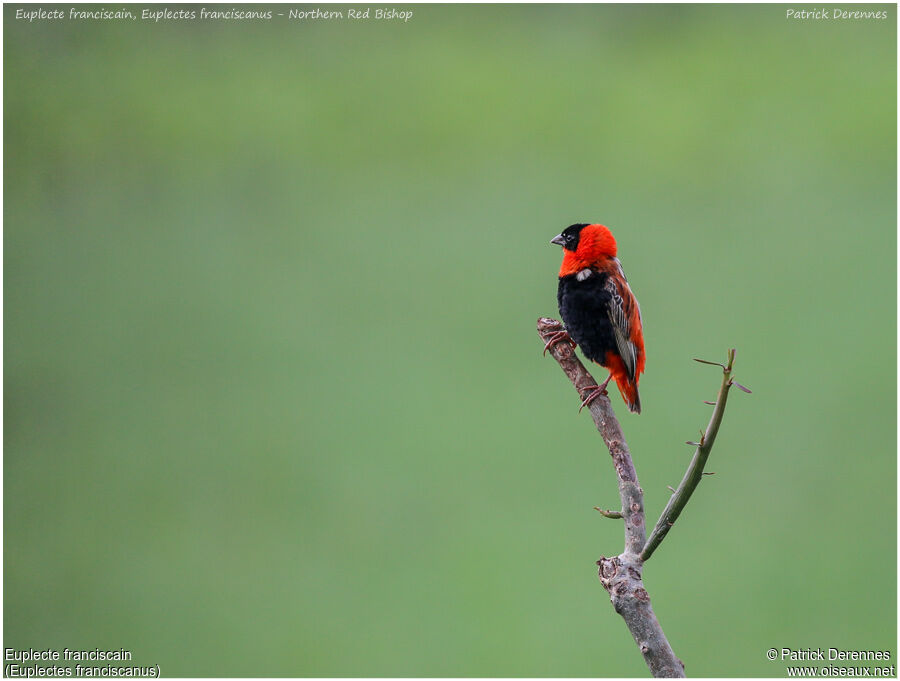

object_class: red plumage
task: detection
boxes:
[551,223,645,413]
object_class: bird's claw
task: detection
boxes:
[542,330,576,356]
[578,386,607,413]
[578,375,613,413]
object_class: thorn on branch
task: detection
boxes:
[731,381,752,393]
[703,472,716,476]
[594,507,623,519]
[703,400,716,405]
[667,485,677,493]
[685,441,700,447]
[693,357,727,370]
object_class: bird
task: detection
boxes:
[546,223,645,414]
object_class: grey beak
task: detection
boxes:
[550,234,565,246]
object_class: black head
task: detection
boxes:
[550,223,589,252]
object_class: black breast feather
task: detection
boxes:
[557,271,617,367]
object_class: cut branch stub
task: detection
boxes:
[597,555,685,678]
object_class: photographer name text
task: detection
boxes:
[779,648,892,662]
[786,8,888,20]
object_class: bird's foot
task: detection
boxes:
[578,374,613,413]
[542,329,577,356]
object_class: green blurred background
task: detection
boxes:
[4,4,896,677]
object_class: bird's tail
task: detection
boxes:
[616,378,641,414]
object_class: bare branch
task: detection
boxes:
[538,318,742,676]
[640,349,741,562]
[537,317,684,678]
[537,318,644,552]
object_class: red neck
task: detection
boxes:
[558,224,618,277]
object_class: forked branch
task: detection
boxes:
[537,317,745,678]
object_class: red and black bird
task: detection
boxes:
[548,223,645,413]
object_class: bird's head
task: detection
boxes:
[551,223,617,276]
